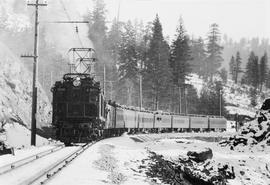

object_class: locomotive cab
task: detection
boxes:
[52,73,106,144]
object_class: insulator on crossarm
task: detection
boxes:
[75,25,78,33]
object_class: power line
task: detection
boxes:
[59,0,84,47]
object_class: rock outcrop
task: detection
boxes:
[187,147,213,162]
[220,98,270,149]
[0,41,51,129]
[145,151,235,185]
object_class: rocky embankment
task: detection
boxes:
[143,149,234,185]
[0,42,51,130]
[220,99,270,149]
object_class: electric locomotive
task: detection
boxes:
[51,73,106,145]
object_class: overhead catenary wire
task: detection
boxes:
[59,0,84,47]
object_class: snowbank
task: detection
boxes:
[3,122,50,148]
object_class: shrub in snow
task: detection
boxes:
[93,155,118,172]
[145,151,235,185]
[93,144,127,184]
[108,171,127,185]
[220,98,270,148]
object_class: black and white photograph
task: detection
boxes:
[0,0,269,184]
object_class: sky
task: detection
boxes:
[6,0,267,52]
[72,0,270,42]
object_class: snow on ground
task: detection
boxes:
[0,145,56,167]
[0,122,60,168]
[2,122,50,148]
[44,132,269,185]
[226,106,256,118]
[0,146,79,185]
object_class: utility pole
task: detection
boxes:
[21,0,47,146]
[185,86,188,115]
[103,64,106,97]
[139,74,143,111]
[179,86,182,114]
[219,89,222,116]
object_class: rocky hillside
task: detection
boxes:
[0,41,51,129]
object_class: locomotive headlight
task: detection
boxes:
[73,77,81,86]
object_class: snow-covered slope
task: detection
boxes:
[187,74,257,118]
[0,41,51,129]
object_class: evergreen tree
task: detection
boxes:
[219,68,228,84]
[87,0,107,49]
[86,0,109,93]
[117,21,139,106]
[259,52,268,91]
[198,81,226,116]
[234,51,242,84]
[106,18,122,63]
[136,22,152,109]
[186,85,200,114]
[229,55,236,82]
[118,21,138,80]
[169,17,192,113]
[205,23,223,81]
[244,51,259,89]
[249,88,257,107]
[190,37,206,76]
[265,70,270,89]
[144,15,170,110]
[106,18,122,101]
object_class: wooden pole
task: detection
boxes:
[26,0,47,146]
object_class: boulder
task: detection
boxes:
[260,98,270,110]
[187,148,213,163]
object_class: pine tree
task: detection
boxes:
[198,81,226,116]
[186,85,199,114]
[106,18,122,101]
[87,0,107,49]
[136,22,152,109]
[229,55,236,82]
[259,52,268,91]
[118,21,138,80]
[117,21,139,106]
[205,23,223,81]
[144,15,170,110]
[265,70,270,89]
[106,18,122,62]
[169,17,192,113]
[219,68,228,84]
[244,51,259,89]
[190,37,207,76]
[86,0,109,93]
[234,51,242,84]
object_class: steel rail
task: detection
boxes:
[20,142,95,185]
[0,144,65,175]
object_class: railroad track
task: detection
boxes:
[26,142,94,185]
[0,144,65,175]
[0,142,95,185]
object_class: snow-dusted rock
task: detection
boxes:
[187,147,213,163]
[220,98,270,149]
